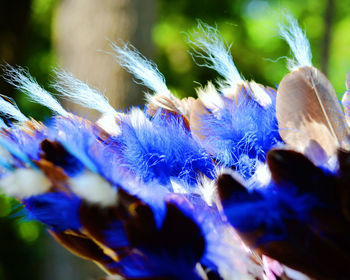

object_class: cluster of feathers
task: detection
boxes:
[1,15,350,280]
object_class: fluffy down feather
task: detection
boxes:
[116,108,215,186]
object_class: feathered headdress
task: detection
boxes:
[0,15,350,280]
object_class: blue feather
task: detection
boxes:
[23,192,81,232]
[0,137,35,167]
[222,184,319,237]
[109,252,203,279]
[49,116,98,173]
[117,108,215,186]
[200,86,281,179]
[103,220,130,248]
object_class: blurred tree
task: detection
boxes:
[40,0,157,279]
[54,0,156,117]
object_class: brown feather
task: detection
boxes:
[34,159,68,192]
[147,93,180,115]
[336,149,350,223]
[147,93,193,130]
[217,170,350,279]
[49,230,119,274]
[189,98,212,142]
[277,66,349,156]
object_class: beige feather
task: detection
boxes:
[189,98,211,142]
[147,93,196,118]
[146,93,180,115]
[277,66,350,156]
[146,93,195,130]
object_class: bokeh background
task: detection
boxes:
[0,0,349,279]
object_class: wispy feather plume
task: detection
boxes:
[0,95,28,122]
[53,69,116,115]
[195,82,224,113]
[3,66,68,116]
[279,14,312,70]
[111,42,170,95]
[188,22,243,89]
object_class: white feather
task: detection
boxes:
[196,82,224,113]
[170,179,188,194]
[3,66,68,116]
[128,107,153,130]
[53,69,116,115]
[69,172,118,207]
[0,96,28,122]
[96,113,122,136]
[279,15,312,71]
[111,42,170,95]
[188,22,244,89]
[0,168,51,199]
[249,82,272,108]
[247,161,271,189]
[197,174,217,206]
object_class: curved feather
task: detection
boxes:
[0,95,28,122]
[53,69,116,115]
[279,14,312,71]
[188,21,243,90]
[3,66,68,116]
[277,66,350,156]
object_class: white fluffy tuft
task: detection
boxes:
[197,174,218,206]
[279,14,312,71]
[111,42,170,95]
[170,179,189,194]
[196,82,224,112]
[188,22,243,89]
[3,66,68,116]
[0,96,28,122]
[69,172,118,207]
[247,161,271,188]
[0,168,51,199]
[128,107,153,130]
[53,69,116,115]
[96,113,122,136]
[249,82,272,108]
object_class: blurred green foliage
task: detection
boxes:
[17,0,58,120]
[0,194,45,280]
[154,0,350,99]
[0,0,57,279]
